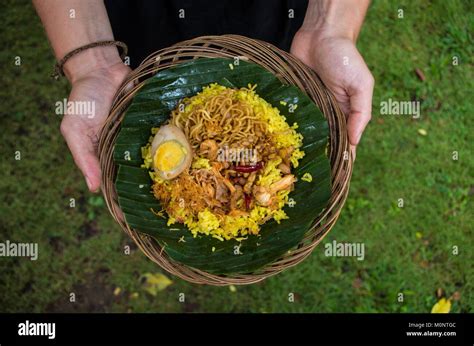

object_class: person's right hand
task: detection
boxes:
[291,32,374,159]
[60,61,130,192]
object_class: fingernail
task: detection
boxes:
[355,131,362,145]
[85,176,93,191]
[350,133,360,146]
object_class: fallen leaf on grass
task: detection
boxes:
[431,298,451,313]
[352,277,363,289]
[419,260,429,269]
[418,128,428,136]
[140,273,173,296]
[415,68,426,81]
[113,287,121,296]
[451,291,461,301]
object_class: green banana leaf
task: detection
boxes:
[114,57,331,274]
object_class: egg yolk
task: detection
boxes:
[154,140,187,172]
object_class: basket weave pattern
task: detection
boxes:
[98,35,352,285]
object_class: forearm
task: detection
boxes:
[300,0,370,42]
[33,0,121,82]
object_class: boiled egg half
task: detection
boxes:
[151,124,192,180]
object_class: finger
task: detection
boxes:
[347,73,375,146]
[61,120,102,192]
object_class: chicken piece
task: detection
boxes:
[230,185,243,210]
[202,182,215,198]
[279,146,294,166]
[243,172,257,194]
[270,174,296,193]
[278,163,291,175]
[200,139,218,160]
[212,161,224,172]
[252,174,296,207]
[253,185,272,207]
[215,180,230,204]
[212,166,236,194]
[222,177,236,194]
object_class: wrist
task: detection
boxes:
[297,11,357,43]
[63,45,124,84]
[314,25,356,43]
[298,0,370,44]
[295,27,355,49]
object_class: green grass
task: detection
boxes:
[0,0,472,313]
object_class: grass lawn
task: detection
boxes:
[0,0,472,313]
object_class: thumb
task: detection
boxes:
[60,120,102,192]
[347,73,375,146]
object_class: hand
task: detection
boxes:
[60,61,130,192]
[291,31,374,158]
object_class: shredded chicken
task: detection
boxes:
[215,180,229,203]
[243,172,257,194]
[200,139,218,160]
[230,185,243,210]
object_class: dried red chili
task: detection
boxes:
[233,161,263,173]
[244,193,252,210]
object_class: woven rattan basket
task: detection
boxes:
[98,35,352,285]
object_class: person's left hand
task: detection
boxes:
[61,61,131,192]
[291,30,374,159]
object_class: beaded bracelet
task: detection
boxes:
[52,40,128,79]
